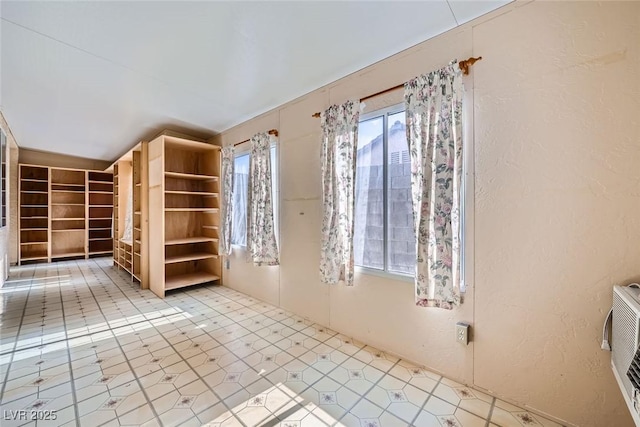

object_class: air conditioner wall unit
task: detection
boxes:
[612,285,640,426]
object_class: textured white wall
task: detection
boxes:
[220,2,640,425]
[473,2,640,425]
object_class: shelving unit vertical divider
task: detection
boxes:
[148,139,165,297]
[85,170,89,258]
[47,166,52,263]
[113,163,119,268]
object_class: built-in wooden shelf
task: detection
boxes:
[165,191,219,197]
[165,272,220,291]
[165,171,218,181]
[165,208,219,212]
[19,164,113,264]
[165,236,218,245]
[165,252,218,264]
[148,136,221,298]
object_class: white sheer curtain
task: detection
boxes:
[319,100,360,285]
[220,145,234,256]
[405,61,463,309]
[247,132,279,265]
[231,154,249,247]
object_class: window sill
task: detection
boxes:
[354,266,414,284]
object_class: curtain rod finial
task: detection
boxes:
[459,56,482,75]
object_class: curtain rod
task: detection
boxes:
[233,129,279,146]
[311,56,482,118]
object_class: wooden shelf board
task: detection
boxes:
[90,217,113,220]
[165,208,219,212]
[165,236,218,245]
[89,237,112,241]
[20,241,48,245]
[165,191,219,196]
[90,191,113,194]
[21,178,48,183]
[21,205,48,208]
[52,189,84,194]
[134,227,141,232]
[165,171,218,181]
[52,229,84,232]
[22,216,48,219]
[89,250,113,255]
[52,218,85,221]
[164,137,218,152]
[201,225,219,230]
[21,191,48,194]
[20,256,48,261]
[51,252,85,258]
[51,183,84,187]
[165,272,220,290]
[21,227,48,231]
[88,180,112,184]
[165,252,218,264]
[90,227,112,231]
[52,203,84,206]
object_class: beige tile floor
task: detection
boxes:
[0,258,564,427]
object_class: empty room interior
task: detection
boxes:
[0,1,639,426]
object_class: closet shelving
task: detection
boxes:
[18,164,113,264]
[148,135,221,298]
[133,151,142,282]
[19,165,49,263]
[50,168,87,259]
[111,142,148,288]
[88,171,114,256]
[113,161,133,276]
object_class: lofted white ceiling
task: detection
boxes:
[0,1,509,162]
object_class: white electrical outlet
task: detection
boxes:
[456,322,470,345]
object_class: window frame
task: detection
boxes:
[355,103,414,282]
[230,141,279,249]
[354,102,471,292]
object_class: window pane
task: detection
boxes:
[231,154,249,246]
[386,111,415,274]
[354,116,384,270]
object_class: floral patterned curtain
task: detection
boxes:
[247,132,279,265]
[404,61,463,309]
[121,175,133,244]
[320,100,360,286]
[220,145,234,256]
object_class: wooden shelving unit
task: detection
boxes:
[113,160,133,275]
[18,164,113,264]
[50,168,87,260]
[134,143,149,288]
[19,165,49,263]
[148,135,221,298]
[88,171,114,256]
[111,142,148,288]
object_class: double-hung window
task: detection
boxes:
[230,145,278,247]
[354,105,415,277]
